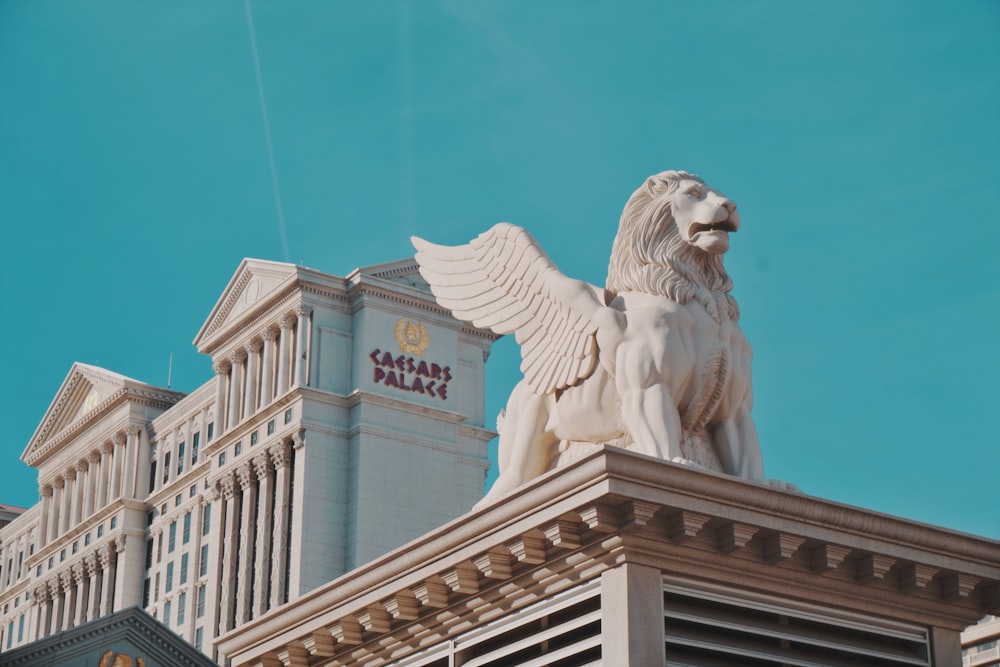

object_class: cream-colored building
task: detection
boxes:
[0,257,496,661]
[963,616,1000,666]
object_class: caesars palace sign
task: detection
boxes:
[369,319,452,401]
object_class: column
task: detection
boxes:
[213,359,230,435]
[269,440,292,607]
[122,425,140,499]
[29,589,43,641]
[73,461,87,524]
[60,571,74,630]
[35,586,50,640]
[259,327,278,407]
[294,304,311,387]
[98,547,115,617]
[235,462,258,624]
[252,453,274,618]
[72,564,86,626]
[276,316,294,396]
[135,427,152,497]
[49,580,62,633]
[243,339,261,419]
[60,468,75,536]
[227,349,246,429]
[600,563,665,666]
[85,554,100,622]
[218,473,240,633]
[110,433,125,500]
[50,477,64,540]
[97,442,112,509]
[85,453,99,517]
[203,486,223,645]
[112,537,128,610]
[38,486,52,547]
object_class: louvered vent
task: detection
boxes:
[447,580,602,667]
[664,585,930,667]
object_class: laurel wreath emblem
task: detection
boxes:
[394,319,429,356]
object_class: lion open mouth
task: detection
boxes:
[689,220,737,236]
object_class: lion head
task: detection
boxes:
[606,170,740,322]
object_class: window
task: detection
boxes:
[234,441,242,457]
[154,573,160,602]
[192,432,200,465]
[35,565,41,577]
[219,452,226,466]
[142,578,151,608]
[174,494,182,507]
[189,485,196,498]
[165,562,174,592]
[59,549,65,562]
[180,553,189,585]
[251,431,258,446]
[16,615,23,643]
[72,541,78,555]
[183,512,191,544]
[47,557,53,569]
[6,621,11,648]
[168,522,176,552]
[97,525,104,538]
[84,533,91,546]
[199,544,209,577]
[202,504,211,535]
[149,462,157,493]
[195,627,203,650]
[177,442,185,475]
[110,516,117,529]
[267,419,275,435]
[147,510,155,526]
[207,422,214,440]
[163,453,170,483]
[145,539,154,570]
[157,534,162,563]
[284,408,293,424]
[163,600,171,628]
[197,584,206,618]
[177,592,186,625]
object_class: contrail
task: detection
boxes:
[243,0,290,262]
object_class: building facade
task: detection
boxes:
[0,257,496,660]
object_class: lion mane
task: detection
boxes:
[606,170,739,323]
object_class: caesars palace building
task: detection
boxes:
[0,256,997,667]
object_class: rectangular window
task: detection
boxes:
[145,539,153,570]
[149,462,157,493]
[17,615,23,643]
[195,627,203,650]
[251,431,258,446]
[234,441,242,457]
[6,621,12,648]
[163,601,171,628]
[207,422,214,440]
[84,533,91,546]
[177,592,186,625]
[157,534,162,563]
[189,485,196,498]
[72,542,78,554]
[154,573,160,602]
[180,553,189,585]
[199,544,209,577]
[35,566,41,577]
[284,408,293,424]
[177,442,185,474]
[97,525,104,538]
[192,432,200,465]
[183,513,191,544]
[267,419,275,435]
[219,452,226,466]
[197,584,206,618]
[110,516,117,529]
[174,494,182,507]
[168,522,176,552]
[47,557,53,569]
[59,549,65,562]
[165,562,174,592]
[147,510,155,526]
[162,453,170,484]
[202,504,211,535]
[142,578,151,608]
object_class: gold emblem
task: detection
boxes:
[99,651,146,667]
[395,319,430,356]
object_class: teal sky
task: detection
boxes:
[1,1,997,539]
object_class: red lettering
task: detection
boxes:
[395,355,406,371]
[411,377,424,394]
[385,371,399,388]
[399,373,411,391]
[374,367,385,383]
[381,352,395,367]
[430,363,442,379]
[438,383,447,400]
[425,381,436,398]
[370,349,381,365]
[406,357,416,373]
[442,366,452,382]
[416,360,429,377]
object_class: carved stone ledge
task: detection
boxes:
[274,643,309,667]
[541,519,582,550]
[441,561,480,594]
[383,592,421,621]
[623,499,661,529]
[506,531,547,564]
[763,532,806,563]
[666,510,710,542]
[855,553,896,582]
[300,631,335,657]
[898,562,938,591]
[475,548,514,580]
[356,606,391,634]
[716,521,759,553]
[809,543,852,573]
[577,502,620,533]
[328,618,364,645]
[940,572,980,600]
[412,576,449,608]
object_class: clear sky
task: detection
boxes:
[1,1,997,539]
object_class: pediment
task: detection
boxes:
[357,259,429,291]
[22,364,130,465]
[194,258,300,353]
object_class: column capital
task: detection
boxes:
[262,326,279,342]
[113,432,126,447]
[246,338,264,354]
[101,441,114,455]
[75,460,89,473]
[218,472,238,500]
[89,451,101,464]
[229,348,247,365]
[71,563,85,583]
[47,579,61,598]
[33,585,49,603]
[65,466,77,481]
[295,303,313,318]
[279,314,295,330]
[40,484,53,498]
[268,441,292,469]
[292,429,306,450]
[213,358,232,374]
[98,549,113,570]
[125,424,142,437]
[253,452,273,480]
[236,462,254,491]
[114,536,126,553]
[59,570,74,592]
[84,554,99,577]
[52,475,65,490]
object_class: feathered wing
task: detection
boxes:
[412,222,602,395]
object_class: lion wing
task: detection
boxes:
[412,222,601,395]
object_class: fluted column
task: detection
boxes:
[36,586,50,639]
[213,359,230,435]
[276,315,295,396]
[48,580,62,634]
[252,453,274,618]
[112,537,127,609]
[110,433,125,500]
[269,440,292,607]
[98,547,115,617]
[98,442,112,508]
[72,563,86,626]
[60,468,75,536]
[227,349,246,429]
[242,339,262,419]
[85,554,99,622]
[259,327,278,407]
[294,304,311,387]
[50,477,64,540]
[203,486,223,644]
[235,463,257,624]
[122,425,140,499]
[60,570,74,630]
[218,473,240,633]
[73,461,87,525]
[85,452,99,517]
[38,485,52,547]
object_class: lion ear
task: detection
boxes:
[645,176,667,197]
